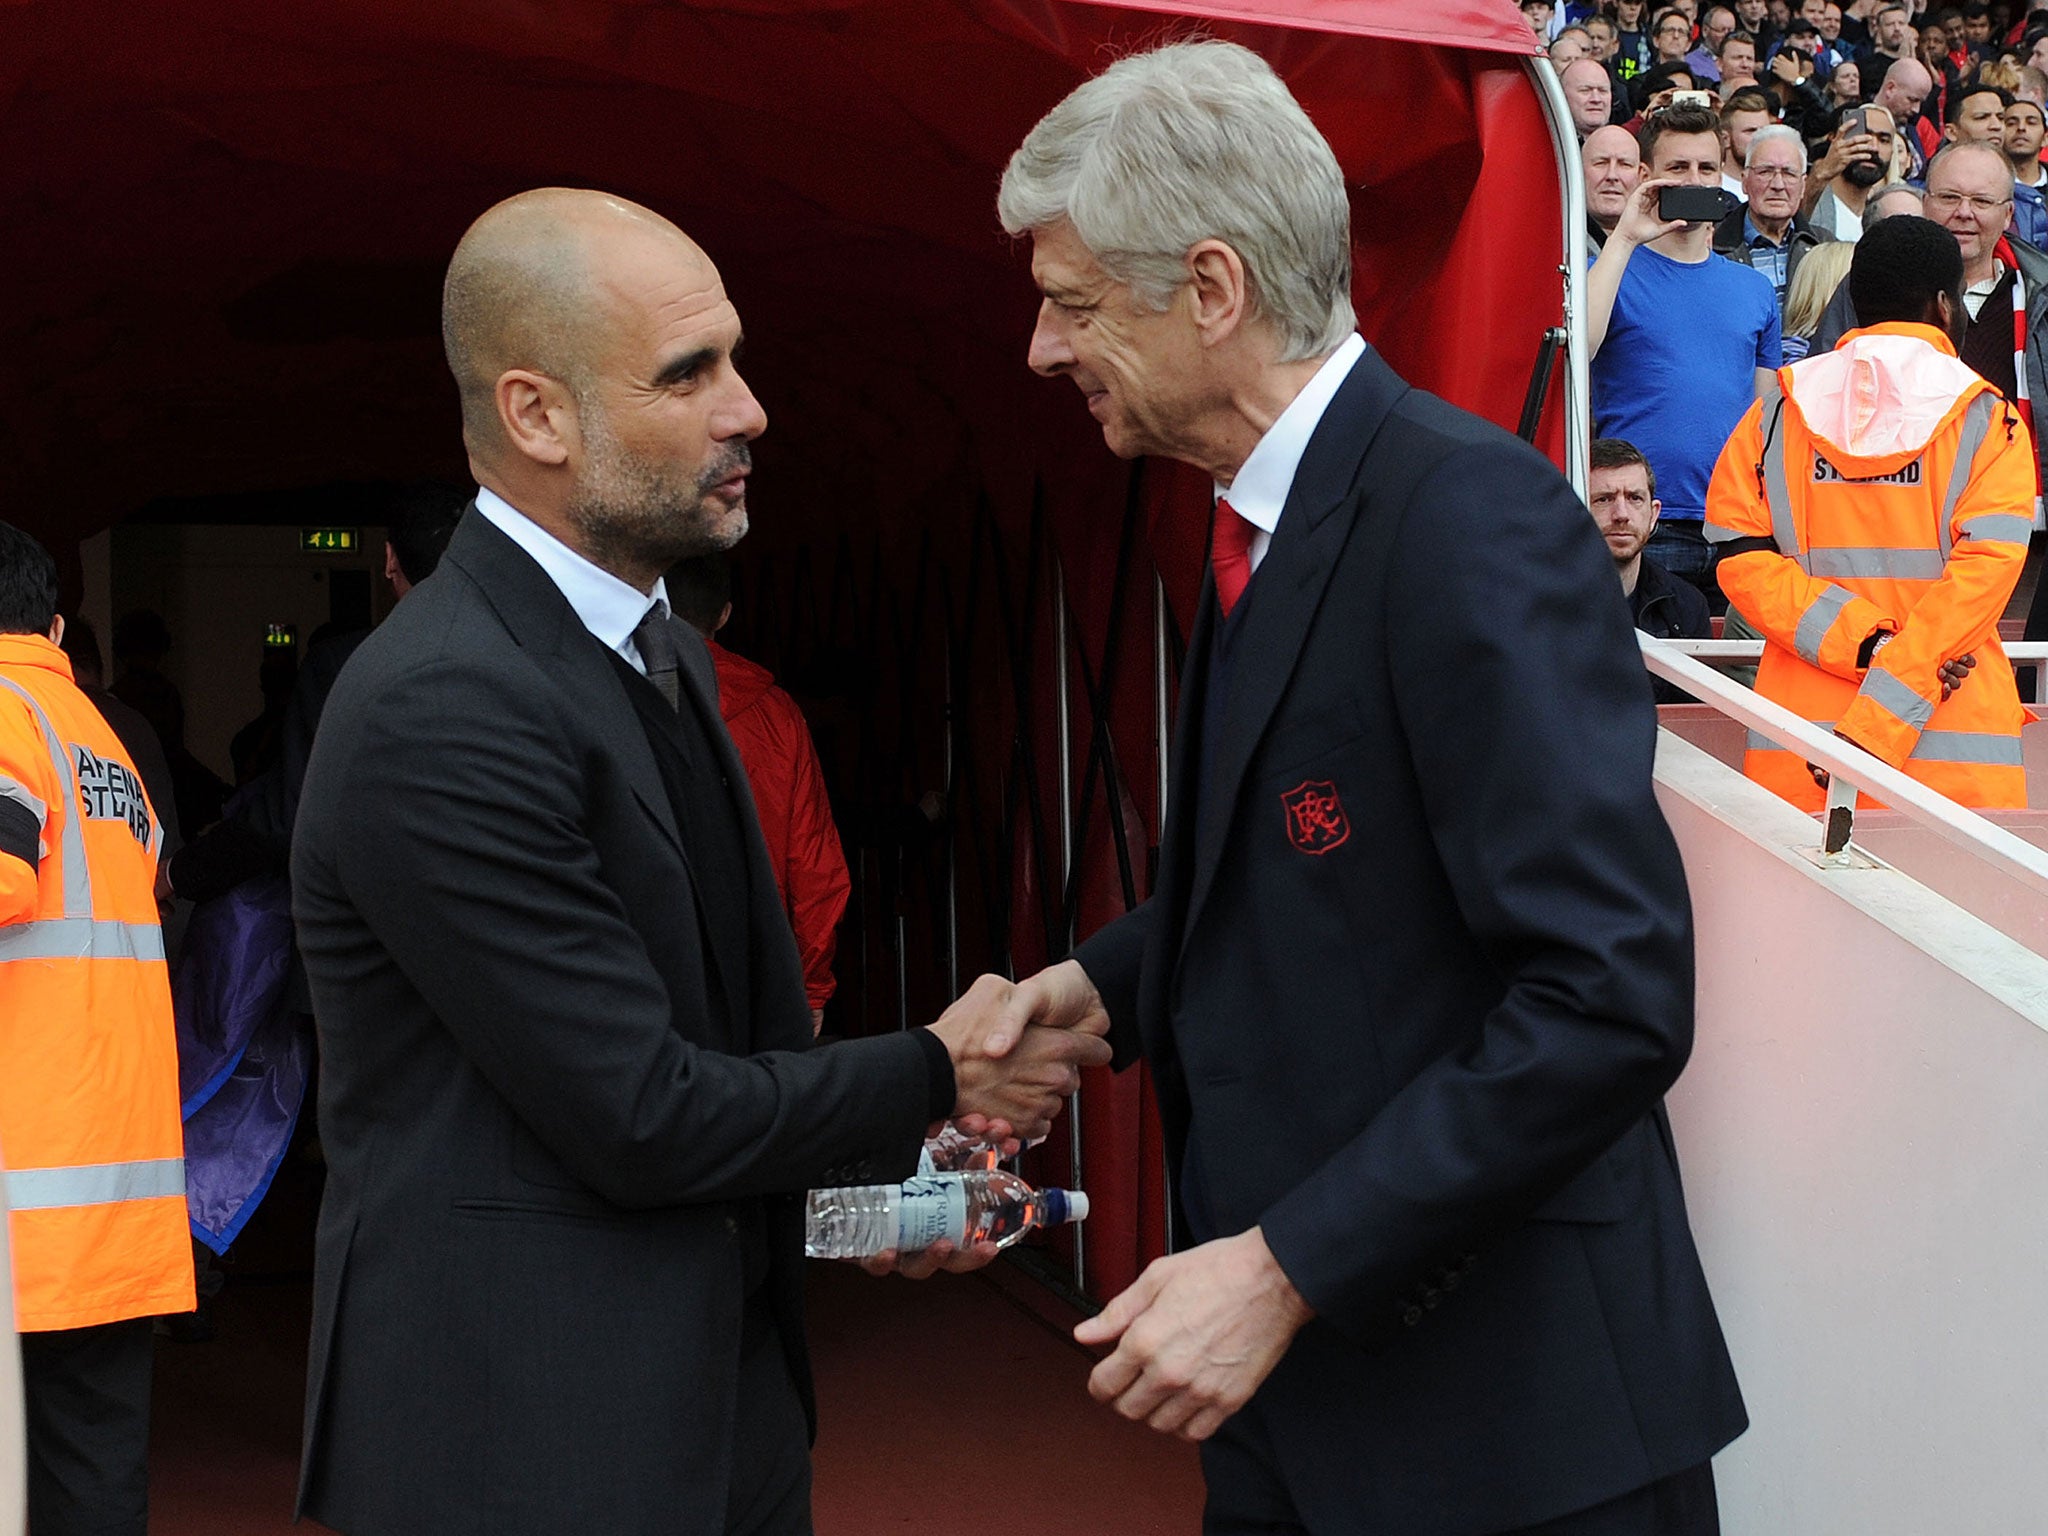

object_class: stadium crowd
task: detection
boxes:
[1546,0,2048,662]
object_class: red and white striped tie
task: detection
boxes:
[1211,497,1255,618]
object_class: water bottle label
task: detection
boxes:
[894,1176,969,1251]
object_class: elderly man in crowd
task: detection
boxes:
[1925,143,2048,496]
[1716,124,1835,304]
[1587,124,1646,251]
[1563,56,1617,137]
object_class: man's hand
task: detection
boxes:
[1072,1227,1314,1443]
[1770,49,1811,88]
[856,1237,1003,1280]
[1612,177,1690,249]
[1940,652,1976,700]
[927,967,1112,1142]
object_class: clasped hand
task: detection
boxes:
[863,963,1111,1279]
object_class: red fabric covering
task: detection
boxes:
[0,0,1568,1303]
[711,641,851,1012]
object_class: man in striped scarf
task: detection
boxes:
[1926,141,2048,516]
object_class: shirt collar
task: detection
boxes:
[1214,332,1367,533]
[1743,213,1780,247]
[473,486,670,666]
[1966,258,2010,298]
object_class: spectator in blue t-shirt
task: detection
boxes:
[1588,103,1781,604]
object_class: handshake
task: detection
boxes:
[922,960,1112,1152]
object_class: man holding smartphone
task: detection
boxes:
[1588,103,1782,602]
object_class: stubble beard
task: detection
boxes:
[566,406,752,579]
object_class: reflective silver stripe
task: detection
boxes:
[1806,547,1948,580]
[1757,382,1805,570]
[1939,393,1997,561]
[1794,584,1857,665]
[1860,667,1936,729]
[1907,730,2027,766]
[0,918,164,963]
[0,677,89,915]
[4,1157,185,1212]
[1702,520,1748,545]
[1958,513,2035,545]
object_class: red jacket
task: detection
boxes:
[710,643,849,1011]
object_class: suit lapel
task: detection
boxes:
[442,506,689,866]
[1176,350,1410,951]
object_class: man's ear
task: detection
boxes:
[1185,239,1252,348]
[1648,498,1663,539]
[47,614,64,648]
[495,370,579,468]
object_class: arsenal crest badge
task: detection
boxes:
[1281,780,1350,855]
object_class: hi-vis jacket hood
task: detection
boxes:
[1783,322,1987,471]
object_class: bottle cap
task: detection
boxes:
[1057,1189,1089,1225]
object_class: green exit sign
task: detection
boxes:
[301,527,360,553]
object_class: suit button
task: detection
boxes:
[1402,1305,1423,1327]
[1441,1271,1461,1292]
[1423,1288,1442,1309]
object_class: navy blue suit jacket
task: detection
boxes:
[1075,348,1746,1535]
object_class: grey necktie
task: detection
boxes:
[631,604,681,712]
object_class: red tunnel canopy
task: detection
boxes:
[2,0,1557,567]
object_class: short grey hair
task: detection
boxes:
[997,39,1357,362]
[1745,123,1809,173]
[1863,182,1923,232]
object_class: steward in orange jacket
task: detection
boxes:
[1707,218,2035,811]
[1,522,191,1533]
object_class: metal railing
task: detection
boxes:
[1660,639,2048,706]
[1640,635,2048,901]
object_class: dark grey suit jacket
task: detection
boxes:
[292,509,937,1535]
[1075,349,1746,1535]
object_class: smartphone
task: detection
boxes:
[1658,185,1728,223]
[1670,89,1714,108]
[1844,105,1874,137]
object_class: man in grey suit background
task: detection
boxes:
[291,188,1107,1536]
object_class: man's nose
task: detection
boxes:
[721,372,769,441]
[1026,305,1073,377]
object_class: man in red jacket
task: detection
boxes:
[670,555,850,1033]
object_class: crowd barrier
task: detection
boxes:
[1644,637,2048,1530]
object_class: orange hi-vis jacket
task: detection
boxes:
[1706,322,2035,811]
[0,631,192,1332]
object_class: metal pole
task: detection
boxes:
[1154,573,1177,1256]
[1527,57,1592,498]
[1053,561,1085,1294]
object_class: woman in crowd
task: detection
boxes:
[1826,57,1863,109]
[1779,241,1856,363]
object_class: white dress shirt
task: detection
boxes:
[1216,332,1367,575]
[473,487,672,677]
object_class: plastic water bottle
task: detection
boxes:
[805,1169,1089,1259]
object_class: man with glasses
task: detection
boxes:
[1717,124,1835,303]
[1925,141,2048,500]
